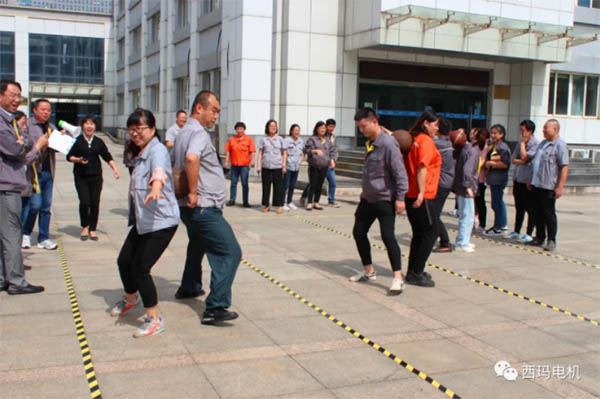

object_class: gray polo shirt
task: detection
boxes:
[284,136,304,172]
[165,123,180,143]
[172,118,226,208]
[362,130,408,202]
[512,136,540,184]
[531,137,569,191]
[0,107,34,193]
[435,135,454,190]
[258,135,285,169]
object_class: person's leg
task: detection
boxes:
[21,196,31,230]
[463,197,475,245]
[307,166,318,204]
[272,168,284,207]
[36,171,53,242]
[21,193,41,236]
[117,226,142,296]
[313,167,328,204]
[74,175,91,229]
[524,186,536,237]
[532,187,547,242]
[405,198,423,274]
[177,207,204,295]
[240,166,250,204]
[513,182,525,234]
[433,187,450,247]
[88,176,103,232]
[301,184,309,201]
[376,201,402,272]
[455,195,468,246]
[326,167,337,204]
[498,185,507,229]
[490,185,505,229]
[288,170,299,204]
[0,193,27,288]
[229,166,240,202]
[475,183,487,229]
[352,200,377,276]
[406,199,437,276]
[261,168,272,207]
[542,190,558,242]
[283,169,291,203]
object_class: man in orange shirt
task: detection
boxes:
[224,122,255,207]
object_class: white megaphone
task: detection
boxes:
[58,120,81,137]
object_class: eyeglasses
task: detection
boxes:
[3,92,22,101]
[128,125,150,135]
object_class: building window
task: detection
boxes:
[548,72,599,117]
[130,26,141,57]
[200,68,221,98]
[148,84,160,112]
[577,0,600,9]
[29,34,104,84]
[117,93,124,115]
[201,0,220,16]
[176,77,190,112]
[0,32,15,81]
[119,0,126,13]
[148,13,160,44]
[177,0,189,27]
[117,38,125,65]
[130,89,141,111]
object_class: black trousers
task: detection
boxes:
[352,200,402,271]
[405,198,437,276]
[431,187,451,247]
[532,186,557,242]
[74,174,103,231]
[513,182,535,235]
[307,166,328,204]
[475,183,487,228]
[117,225,177,308]
[261,168,284,207]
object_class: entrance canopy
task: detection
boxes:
[375,5,598,63]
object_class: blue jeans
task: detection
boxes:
[22,170,53,242]
[283,170,299,204]
[179,207,241,310]
[230,166,249,203]
[326,167,336,203]
[490,185,507,230]
[456,195,474,247]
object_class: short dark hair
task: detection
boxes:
[176,109,187,117]
[490,123,506,138]
[80,114,96,127]
[33,98,51,110]
[191,90,218,114]
[0,79,21,95]
[264,119,277,135]
[326,118,336,126]
[127,108,157,129]
[354,108,378,121]
[313,121,326,136]
[289,123,300,136]
[14,110,26,121]
[519,119,535,134]
[438,116,452,135]
[234,121,246,130]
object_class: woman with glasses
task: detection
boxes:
[66,115,120,240]
[109,108,179,338]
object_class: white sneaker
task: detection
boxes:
[349,271,377,282]
[288,203,298,210]
[389,278,405,295]
[468,243,476,249]
[507,232,520,240]
[37,239,57,250]
[455,245,475,253]
[520,234,533,243]
[22,235,31,249]
[283,204,290,211]
[448,209,458,217]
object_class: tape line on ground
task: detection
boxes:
[55,224,102,399]
[241,258,461,399]
[295,217,599,328]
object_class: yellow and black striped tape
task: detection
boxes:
[296,217,600,328]
[240,258,461,399]
[55,226,102,399]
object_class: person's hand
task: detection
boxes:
[144,190,164,206]
[35,133,49,151]
[80,157,88,165]
[395,200,405,215]
[412,193,424,208]
[224,160,229,168]
[554,187,563,199]
[282,166,287,174]
[485,160,493,169]
[187,192,198,208]
[256,166,261,175]
[250,160,255,168]
[527,182,532,191]
[113,169,120,179]
[315,149,323,157]
[330,160,336,169]
[60,129,68,136]
[467,188,474,198]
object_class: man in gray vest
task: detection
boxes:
[172,90,241,324]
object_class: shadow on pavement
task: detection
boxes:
[109,208,129,217]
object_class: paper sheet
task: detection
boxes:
[48,130,76,154]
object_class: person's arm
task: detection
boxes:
[463,148,478,197]
[165,141,174,149]
[282,148,287,174]
[185,153,200,207]
[0,127,27,161]
[224,151,230,168]
[249,151,255,168]
[554,165,568,199]
[387,144,408,214]
[144,153,168,205]
[108,160,120,179]
[519,140,529,162]
[413,165,427,208]
[256,148,263,174]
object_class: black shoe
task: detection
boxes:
[544,240,556,252]
[242,202,251,208]
[7,283,45,295]
[432,246,453,253]
[526,238,545,247]
[226,200,235,207]
[405,272,435,287]
[201,308,239,325]
[174,288,205,300]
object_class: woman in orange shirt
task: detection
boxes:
[404,110,442,288]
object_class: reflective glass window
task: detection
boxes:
[571,75,585,116]
[585,76,598,117]
[0,31,15,80]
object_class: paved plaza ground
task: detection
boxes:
[1,135,599,399]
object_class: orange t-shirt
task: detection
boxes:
[404,133,442,199]
[225,135,256,166]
